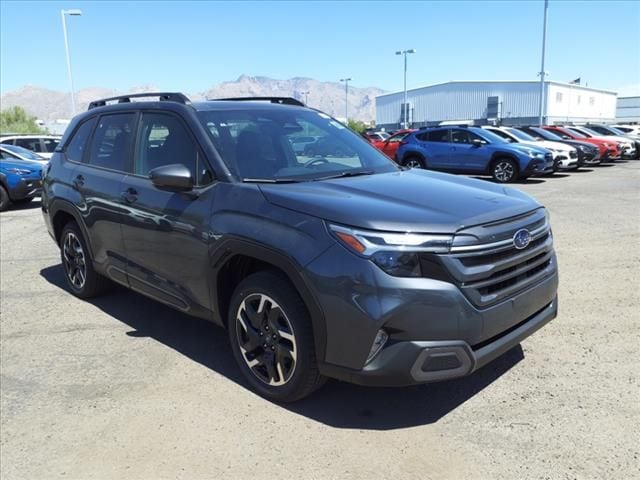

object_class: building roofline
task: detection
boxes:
[376,80,618,98]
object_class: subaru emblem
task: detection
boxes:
[513,229,531,250]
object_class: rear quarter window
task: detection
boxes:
[65,118,97,163]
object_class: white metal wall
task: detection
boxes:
[376,81,617,126]
[545,84,617,121]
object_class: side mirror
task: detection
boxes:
[149,163,193,191]
[472,138,484,147]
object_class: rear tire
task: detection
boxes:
[59,221,111,299]
[403,156,426,169]
[0,185,11,212]
[227,271,326,402]
[491,158,518,183]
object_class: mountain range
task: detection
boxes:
[0,75,386,126]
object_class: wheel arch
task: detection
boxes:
[488,152,520,174]
[49,199,94,256]
[210,237,327,361]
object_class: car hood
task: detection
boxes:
[259,170,540,233]
[537,140,573,152]
[509,143,549,155]
[0,158,43,173]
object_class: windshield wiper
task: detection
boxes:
[313,170,375,181]
[242,178,302,183]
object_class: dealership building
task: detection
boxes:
[616,96,640,123]
[375,81,617,130]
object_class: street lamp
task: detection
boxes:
[395,49,416,129]
[300,90,310,105]
[340,78,351,123]
[537,0,548,127]
[61,9,82,116]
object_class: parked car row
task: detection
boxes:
[369,123,639,183]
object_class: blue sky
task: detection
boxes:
[1,0,639,95]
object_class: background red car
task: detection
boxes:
[543,126,620,160]
[371,129,416,160]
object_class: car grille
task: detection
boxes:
[438,211,555,308]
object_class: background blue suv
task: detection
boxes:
[396,126,554,183]
[0,153,43,211]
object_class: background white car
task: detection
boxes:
[0,135,61,159]
[0,144,48,166]
[482,126,579,170]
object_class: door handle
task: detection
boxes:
[121,187,138,204]
[73,174,84,188]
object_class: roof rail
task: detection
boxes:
[211,96,305,107]
[88,92,191,110]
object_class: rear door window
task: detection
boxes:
[14,138,43,152]
[418,129,450,142]
[88,113,136,172]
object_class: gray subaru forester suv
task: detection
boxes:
[42,93,558,402]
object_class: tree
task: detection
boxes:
[0,106,46,134]
[347,119,368,134]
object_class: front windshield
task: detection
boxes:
[574,127,600,137]
[563,128,585,138]
[505,128,537,142]
[198,108,398,181]
[475,128,508,144]
[607,126,625,135]
[3,144,44,160]
[531,127,562,141]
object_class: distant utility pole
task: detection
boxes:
[340,78,351,123]
[537,0,549,127]
[301,91,310,105]
[395,49,416,129]
[61,8,82,116]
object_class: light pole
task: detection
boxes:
[61,9,82,116]
[340,78,351,123]
[537,0,548,127]
[396,49,416,129]
[301,90,310,105]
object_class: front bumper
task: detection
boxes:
[8,176,42,201]
[332,297,557,386]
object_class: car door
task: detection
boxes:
[437,128,478,171]
[70,113,136,285]
[417,129,451,168]
[120,111,216,313]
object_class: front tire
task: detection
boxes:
[0,185,11,212]
[492,158,518,183]
[227,271,325,402]
[403,155,426,169]
[60,221,110,298]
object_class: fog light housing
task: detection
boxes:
[366,329,389,364]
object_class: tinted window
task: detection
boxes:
[15,138,42,152]
[388,132,410,143]
[66,118,97,163]
[135,112,212,185]
[417,130,449,142]
[198,109,396,181]
[42,138,60,153]
[0,149,18,160]
[88,113,136,171]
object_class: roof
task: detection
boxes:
[192,100,307,112]
[376,80,618,99]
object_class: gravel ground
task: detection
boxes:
[1,161,639,480]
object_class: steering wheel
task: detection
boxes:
[303,158,329,168]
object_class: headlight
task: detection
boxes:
[328,223,453,277]
[6,168,32,174]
